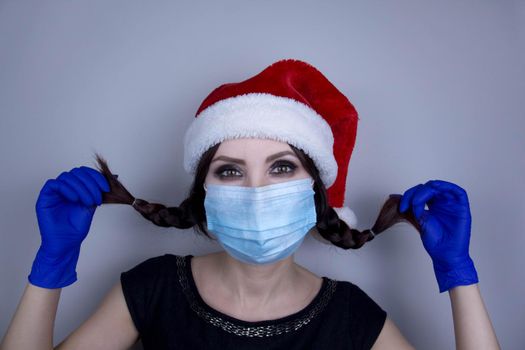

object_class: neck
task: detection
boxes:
[215,251,300,308]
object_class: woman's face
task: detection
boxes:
[204,138,312,188]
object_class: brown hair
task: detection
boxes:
[94,143,422,249]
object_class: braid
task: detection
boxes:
[316,194,422,249]
[92,152,201,230]
[302,145,420,249]
[129,198,196,228]
[316,206,375,249]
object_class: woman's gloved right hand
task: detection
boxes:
[399,180,479,293]
[28,166,110,289]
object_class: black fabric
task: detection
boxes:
[120,254,387,350]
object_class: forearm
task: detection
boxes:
[448,283,500,350]
[0,282,61,350]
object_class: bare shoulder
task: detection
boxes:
[371,316,415,350]
[54,280,139,350]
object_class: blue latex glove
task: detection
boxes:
[399,180,479,293]
[28,166,110,289]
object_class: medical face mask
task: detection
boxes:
[203,177,317,265]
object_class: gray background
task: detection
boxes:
[1,1,523,349]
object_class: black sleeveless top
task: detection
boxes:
[120,254,387,350]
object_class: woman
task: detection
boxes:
[1,59,500,349]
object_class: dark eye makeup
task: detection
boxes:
[213,160,298,179]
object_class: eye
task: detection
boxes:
[213,160,298,179]
[214,166,242,178]
[270,160,297,174]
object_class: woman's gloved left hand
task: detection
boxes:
[399,180,479,293]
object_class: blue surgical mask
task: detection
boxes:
[203,178,317,265]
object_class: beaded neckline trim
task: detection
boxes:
[175,255,337,337]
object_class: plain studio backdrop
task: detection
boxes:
[0,1,523,349]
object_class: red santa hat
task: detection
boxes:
[183,58,359,229]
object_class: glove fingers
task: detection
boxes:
[56,179,80,204]
[440,192,455,201]
[399,184,423,213]
[38,178,79,207]
[57,171,95,207]
[71,168,102,206]
[411,185,438,220]
[426,180,469,205]
[81,166,111,193]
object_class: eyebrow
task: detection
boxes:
[211,151,297,165]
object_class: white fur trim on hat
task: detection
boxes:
[183,92,338,188]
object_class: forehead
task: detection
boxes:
[214,138,293,156]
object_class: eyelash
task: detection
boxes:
[214,160,297,179]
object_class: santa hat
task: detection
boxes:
[183,58,359,230]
